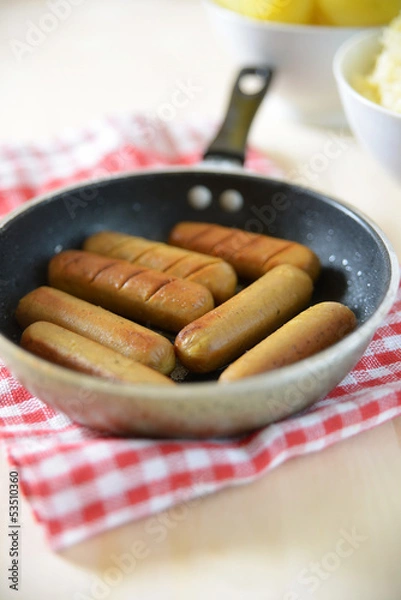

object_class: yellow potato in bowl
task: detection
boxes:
[214,0,314,24]
[316,0,401,26]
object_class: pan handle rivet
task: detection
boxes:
[187,186,212,210]
[219,190,244,212]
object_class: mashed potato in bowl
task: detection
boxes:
[355,13,401,113]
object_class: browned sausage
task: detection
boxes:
[168,221,321,281]
[48,250,214,333]
[174,264,313,373]
[21,321,175,385]
[15,286,176,374]
[83,230,237,304]
[219,302,357,382]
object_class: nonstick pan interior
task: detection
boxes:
[0,168,393,350]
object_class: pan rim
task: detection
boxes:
[0,166,399,400]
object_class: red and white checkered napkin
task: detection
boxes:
[1,114,401,551]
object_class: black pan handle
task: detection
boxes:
[203,66,274,166]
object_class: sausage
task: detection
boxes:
[174,264,313,373]
[15,286,175,375]
[20,321,175,385]
[168,221,321,281]
[219,302,357,382]
[83,230,237,304]
[48,250,214,332]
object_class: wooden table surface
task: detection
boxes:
[0,1,400,599]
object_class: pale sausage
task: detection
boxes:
[219,302,357,382]
[15,286,176,374]
[21,321,175,386]
[175,264,313,373]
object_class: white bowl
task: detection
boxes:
[334,29,401,183]
[204,0,371,126]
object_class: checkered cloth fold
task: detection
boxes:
[0,115,400,550]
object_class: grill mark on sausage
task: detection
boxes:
[180,223,216,247]
[145,279,174,303]
[163,254,217,277]
[162,254,190,273]
[129,244,170,265]
[229,235,262,256]
[177,260,217,279]
[208,230,242,255]
[119,243,157,263]
[89,261,123,283]
[262,242,302,269]
[106,237,133,255]
[220,234,263,261]
[259,242,293,270]
[115,268,149,291]
[59,254,84,273]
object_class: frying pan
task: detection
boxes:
[0,67,398,438]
